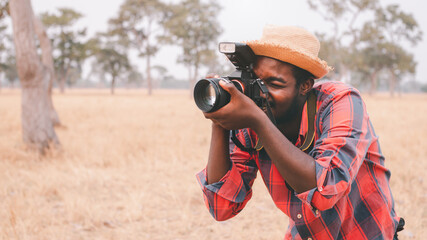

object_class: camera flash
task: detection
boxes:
[219,42,236,53]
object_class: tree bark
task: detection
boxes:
[33,14,61,126]
[10,0,60,153]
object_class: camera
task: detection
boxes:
[193,42,269,113]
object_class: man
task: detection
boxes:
[196,25,403,239]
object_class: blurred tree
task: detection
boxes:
[308,0,422,96]
[354,23,388,94]
[9,0,60,153]
[126,67,144,87]
[108,0,167,95]
[33,14,62,125]
[92,38,132,94]
[163,0,223,94]
[316,33,350,82]
[0,0,8,18]
[2,55,18,87]
[0,20,8,88]
[308,0,378,83]
[151,65,168,88]
[41,8,89,93]
[0,0,10,88]
[373,5,422,96]
[0,0,60,124]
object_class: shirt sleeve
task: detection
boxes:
[296,89,373,211]
[196,129,258,221]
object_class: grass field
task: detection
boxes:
[0,88,426,239]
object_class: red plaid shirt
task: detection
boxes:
[197,81,400,240]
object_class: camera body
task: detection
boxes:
[193,42,268,113]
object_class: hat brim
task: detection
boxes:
[246,40,331,79]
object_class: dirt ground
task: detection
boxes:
[0,88,425,239]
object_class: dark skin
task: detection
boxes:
[203,57,317,193]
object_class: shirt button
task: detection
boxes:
[315,210,319,215]
[319,186,323,192]
[297,213,302,219]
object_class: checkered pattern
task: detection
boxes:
[197,81,401,240]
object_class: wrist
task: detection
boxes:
[249,108,270,133]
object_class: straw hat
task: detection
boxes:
[246,25,332,79]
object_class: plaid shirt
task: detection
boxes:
[197,81,400,240]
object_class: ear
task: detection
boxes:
[299,79,314,96]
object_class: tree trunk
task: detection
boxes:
[59,70,67,93]
[146,55,152,95]
[10,0,60,153]
[369,70,378,95]
[192,64,199,93]
[389,69,396,97]
[111,75,116,95]
[33,14,61,126]
[187,65,193,98]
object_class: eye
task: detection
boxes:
[268,81,285,88]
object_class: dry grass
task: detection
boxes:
[0,88,425,240]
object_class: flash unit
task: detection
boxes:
[219,42,236,53]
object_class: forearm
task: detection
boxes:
[252,113,317,193]
[206,123,231,184]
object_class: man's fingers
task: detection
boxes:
[219,79,238,95]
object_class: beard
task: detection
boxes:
[273,93,302,125]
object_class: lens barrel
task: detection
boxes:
[193,78,231,112]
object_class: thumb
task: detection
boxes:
[219,79,238,95]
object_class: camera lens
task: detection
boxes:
[204,84,216,106]
[194,78,230,112]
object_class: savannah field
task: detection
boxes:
[0,88,426,240]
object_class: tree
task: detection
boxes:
[0,1,10,88]
[163,0,222,94]
[92,37,132,94]
[33,14,62,125]
[354,23,388,94]
[373,5,422,96]
[2,54,18,87]
[0,0,8,18]
[308,0,422,95]
[41,8,88,93]
[108,0,167,95]
[9,0,60,153]
[308,0,379,83]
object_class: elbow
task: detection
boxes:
[312,197,338,211]
[213,215,232,222]
[310,186,350,211]
[209,209,234,222]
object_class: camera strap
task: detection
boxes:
[299,91,317,152]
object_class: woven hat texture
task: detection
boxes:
[246,25,331,79]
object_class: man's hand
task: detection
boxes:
[203,79,265,131]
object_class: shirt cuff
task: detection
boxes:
[196,163,247,203]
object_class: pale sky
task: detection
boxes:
[30,0,427,83]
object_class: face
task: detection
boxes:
[253,57,306,125]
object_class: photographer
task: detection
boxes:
[196,25,404,239]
